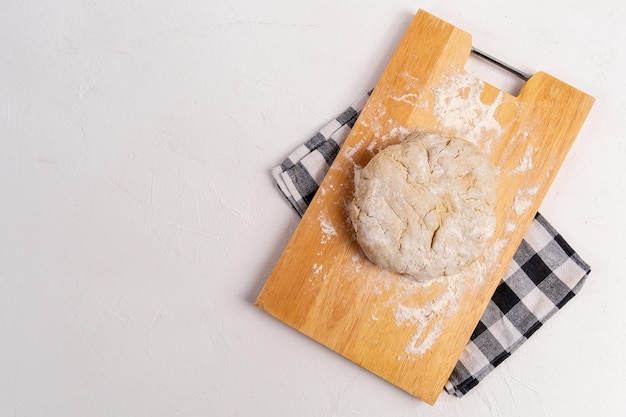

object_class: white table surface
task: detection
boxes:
[2,0,625,415]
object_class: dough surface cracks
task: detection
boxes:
[349,131,497,281]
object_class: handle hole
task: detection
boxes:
[464,51,527,97]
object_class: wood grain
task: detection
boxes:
[255,10,594,404]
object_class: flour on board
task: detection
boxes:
[391,93,421,107]
[318,211,337,244]
[526,185,539,195]
[505,221,517,233]
[312,263,323,275]
[394,275,461,356]
[511,144,536,174]
[512,187,538,215]
[344,138,364,162]
[513,196,532,215]
[389,126,412,141]
[390,71,426,107]
[498,129,529,168]
[388,238,508,358]
[351,254,363,273]
[432,72,503,149]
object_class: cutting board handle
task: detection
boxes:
[470,47,531,81]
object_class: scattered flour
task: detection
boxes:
[511,144,536,174]
[513,194,532,215]
[371,124,413,145]
[498,130,529,167]
[409,326,442,355]
[526,185,539,195]
[344,138,364,162]
[512,187,539,215]
[505,221,517,233]
[388,67,424,109]
[485,238,509,268]
[432,72,503,149]
[389,126,412,141]
[393,275,461,356]
[351,254,364,273]
[400,70,420,88]
[312,263,323,275]
[390,93,428,109]
[388,237,508,357]
[318,211,337,244]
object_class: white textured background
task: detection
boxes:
[1,0,624,415]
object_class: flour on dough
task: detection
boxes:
[349,131,497,281]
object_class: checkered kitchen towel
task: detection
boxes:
[272,93,591,397]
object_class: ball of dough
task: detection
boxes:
[349,131,497,281]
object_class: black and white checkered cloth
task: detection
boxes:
[271,93,370,216]
[271,93,591,397]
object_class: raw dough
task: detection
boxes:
[349,131,497,281]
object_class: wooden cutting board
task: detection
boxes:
[256,10,594,404]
